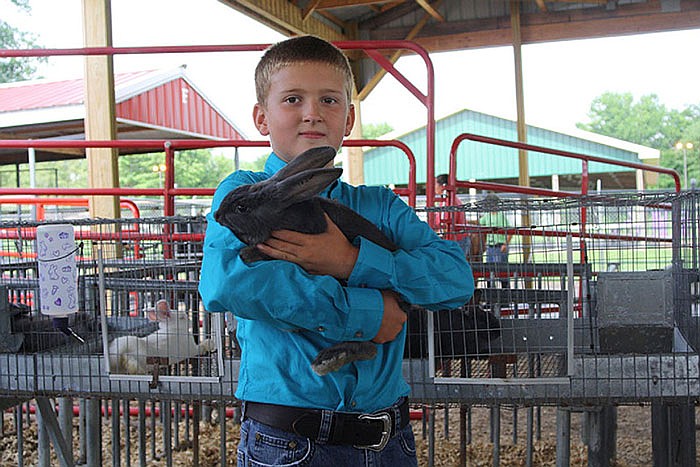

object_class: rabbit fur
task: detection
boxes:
[108,299,214,374]
[214,146,496,375]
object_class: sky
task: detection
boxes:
[3,0,700,161]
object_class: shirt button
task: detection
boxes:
[351,400,357,407]
[317,326,325,332]
[354,331,363,338]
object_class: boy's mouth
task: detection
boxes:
[299,131,325,139]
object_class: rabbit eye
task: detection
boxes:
[234,204,250,214]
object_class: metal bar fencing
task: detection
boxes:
[0,191,698,464]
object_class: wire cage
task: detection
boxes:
[1,192,699,408]
[415,190,699,406]
[0,216,226,400]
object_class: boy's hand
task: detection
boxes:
[372,291,407,344]
[256,214,359,280]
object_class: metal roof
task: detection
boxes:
[221,1,700,98]
[0,67,246,165]
[361,108,661,191]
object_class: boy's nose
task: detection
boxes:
[303,102,322,122]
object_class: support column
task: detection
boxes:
[82,0,120,219]
[652,403,696,467]
[346,93,364,186]
[584,406,617,467]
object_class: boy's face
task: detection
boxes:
[253,62,355,163]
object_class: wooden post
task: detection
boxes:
[346,93,364,186]
[651,403,696,466]
[511,0,532,271]
[82,0,120,219]
[584,406,617,467]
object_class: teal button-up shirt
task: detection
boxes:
[199,153,474,413]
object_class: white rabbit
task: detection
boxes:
[108,299,214,374]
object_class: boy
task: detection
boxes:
[479,193,512,288]
[199,35,473,466]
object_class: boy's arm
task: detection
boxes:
[259,186,474,309]
[251,188,474,311]
[348,189,474,310]
[252,214,406,343]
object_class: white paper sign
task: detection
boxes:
[37,224,78,316]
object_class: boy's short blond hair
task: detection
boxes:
[255,35,354,106]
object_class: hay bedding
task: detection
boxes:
[1,404,664,466]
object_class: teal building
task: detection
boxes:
[361,109,661,192]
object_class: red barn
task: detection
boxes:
[0,66,246,164]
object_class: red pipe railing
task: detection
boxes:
[445,132,680,259]
[0,41,433,208]
[0,138,417,210]
[447,133,681,198]
[0,197,140,219]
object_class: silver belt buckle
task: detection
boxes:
[354,412,391,451]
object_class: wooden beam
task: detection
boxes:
[82,0,120,219]
[395,1,700,53]
[315,0,400,7]
[219,0,349,40]
[357,0,441,101]
[415,0,444,22]
[316,10,349,30]
[359,1,421,30]
[534,0,547,12]
[302,0,322,21]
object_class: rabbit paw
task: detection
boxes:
[311,341,378,376]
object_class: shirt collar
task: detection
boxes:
[263,152,287,177]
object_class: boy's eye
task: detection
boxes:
[322,97,338,105]
[284,96,301,104]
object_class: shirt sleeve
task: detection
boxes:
[347,189,474,311]
[198,175,384,343]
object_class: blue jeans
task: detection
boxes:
[237,418,417,466]
[486,244,509,288]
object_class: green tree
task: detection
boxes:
[118,150,234,188]
[577,92,687,150]
[0,0,45,83]
[577,92,700,189]
[239,154,267,172]
[362,122,393,139]
[7,150,236,190]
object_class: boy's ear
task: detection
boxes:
[253,103,270,136]
[344,103,356,137]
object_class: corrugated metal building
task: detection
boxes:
[362,109,661,191]
[0,66,245,164]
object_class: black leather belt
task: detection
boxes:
[242,397,410,451]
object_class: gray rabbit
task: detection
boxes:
[214,146,407,375]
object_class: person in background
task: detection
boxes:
[199,35,473,466]
[479,193,512,288]
[435,173,472,258]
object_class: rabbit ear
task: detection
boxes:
[271,146,337,181]
[276,167,343,203]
